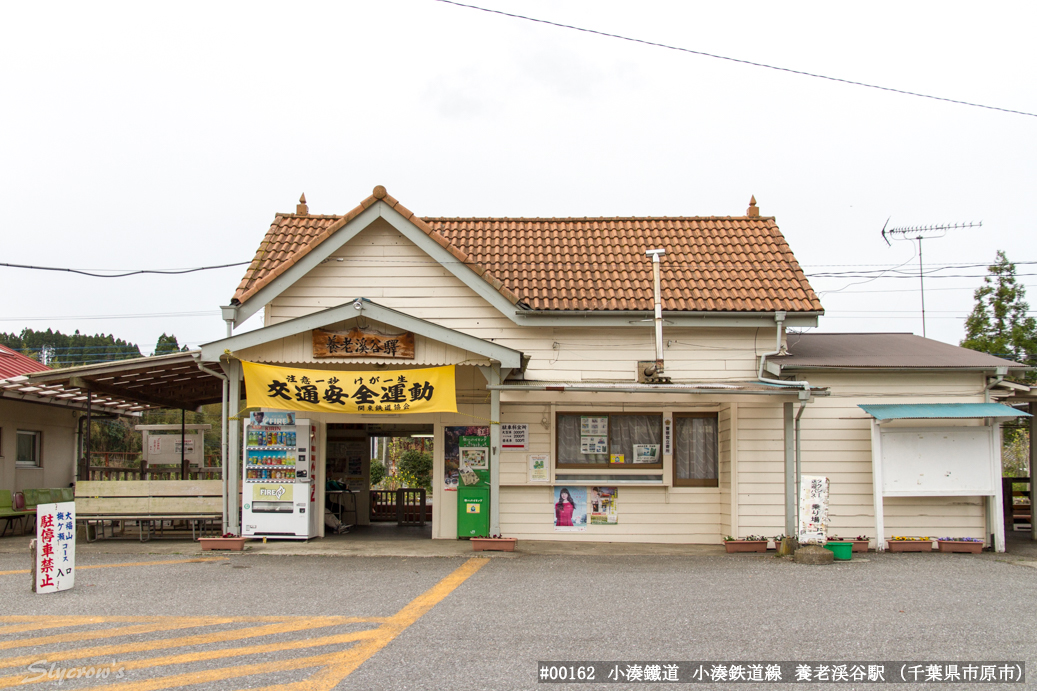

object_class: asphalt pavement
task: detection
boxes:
[2,544,1036,690]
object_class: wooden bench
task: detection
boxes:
[75,480,222,542]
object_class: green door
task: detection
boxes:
[457,487,489,538]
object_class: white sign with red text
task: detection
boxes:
[35,502,75,593]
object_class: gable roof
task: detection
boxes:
[773,332,1029,370]
[0,345,49,379]
[232,186,823,314]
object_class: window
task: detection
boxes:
[556,413,662,468]
[16,430,41,468]
[673,414,718,487]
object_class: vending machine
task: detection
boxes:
[241,412,320,539]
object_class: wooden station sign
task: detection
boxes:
[312,327,415,359]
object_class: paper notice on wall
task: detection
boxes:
[581,436,607,454]
[589,486,618,525]
[663,417,673,456]
[580,416,608,436]
[632,444,659,464]
[554,486,587,531]
[798,475,830,545]
[501,424,529,450]
[529,454,549,482]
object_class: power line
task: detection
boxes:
[0,261,249,278]
[432,0,1037,119]
[0,310,220,321]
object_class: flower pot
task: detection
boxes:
[830,539,870,553]
[824,541,853,561]
[724,540,768,553]
[887,540,933,552]
[199,537,247,551]
[471,537,517,552]
[937,540,983,554]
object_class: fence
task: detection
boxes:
[369,488,428,526]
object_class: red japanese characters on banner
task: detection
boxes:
[35,501,75,593]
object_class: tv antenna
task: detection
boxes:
[881,219,982,337]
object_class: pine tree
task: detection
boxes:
[153,333,182,356]
[960,251,1037,381]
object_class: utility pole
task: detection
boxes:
[882,220,982,338]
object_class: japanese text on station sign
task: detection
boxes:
[242,361,457,415]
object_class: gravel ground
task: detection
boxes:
[2,547,1035,690]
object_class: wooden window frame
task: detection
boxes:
[672,412,719,488]
[16,429,42,469]
[555,411,664,470]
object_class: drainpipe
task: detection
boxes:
[645,248,666,377]
[758,310,813,394]
[983,367,1008,404]
[794,401,807,539]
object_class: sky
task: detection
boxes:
[2,1,1035,357]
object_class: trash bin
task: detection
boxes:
[824,541,853,561]
[457,487,489,538]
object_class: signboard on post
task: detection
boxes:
[798,476,830,545]
[34,502,75,593]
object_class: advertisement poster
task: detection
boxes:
[250,411,296,427]
[610,454,626,464]
[554,486,587,531]
[589,486,618,525]
[444,426,490,491]
[460,447,488,470]
[632,444,660,464]
[528,454,549,482]
[580,416,608,436]
[501,423,529,450]
[581,436,608,454]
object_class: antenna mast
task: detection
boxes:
[881,220,982,337]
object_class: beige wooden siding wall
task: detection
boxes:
[495,401,731,544]
[264,219,775,382]
[719,405,734,538]
[736,371,991,540]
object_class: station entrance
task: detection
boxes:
[324,422,433,540]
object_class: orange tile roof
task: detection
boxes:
[232,187,823,313]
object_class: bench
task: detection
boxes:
[75,480,223,542]
[1,488,75,535]
[0,491,24,536]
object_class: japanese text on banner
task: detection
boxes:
[242,362,456,415]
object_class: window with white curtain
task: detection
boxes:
[673,414,718,487]
[556,413,662,468]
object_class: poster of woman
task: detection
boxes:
[553,486,587,531]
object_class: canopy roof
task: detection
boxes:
[859,403,1031,420]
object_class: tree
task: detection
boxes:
[961,251,1037,382]
[397,449,433,491]
[0,328,142,367]
[153,333,186,356]
[369,459,387,487]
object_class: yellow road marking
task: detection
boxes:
[0,617,373,670]
[0,557,490,691]
[0,615,385,625]
[0,557,228,576]
[0,628,381,689]
[0,617,244,651]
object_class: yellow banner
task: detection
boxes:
[242,361,456,415]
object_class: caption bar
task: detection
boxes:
[537,662,1025,684]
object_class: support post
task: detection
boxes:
[84,393,92,481]
[489,366,502,536]
[992,422,1006,552]
[181,408,188,479]
[871,419,886,551]
[1032,402,1036,543]
[225,359,242,535]
[478,364,503,536]
[784,401,795,537]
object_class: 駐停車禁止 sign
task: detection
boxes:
[242,361,456,415]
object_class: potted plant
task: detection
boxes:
[887,536,933,553]
[199,532,247,551]
[470,534,518,552]
[936,537,984,554]
[828,535,871,553]
[723,535,769,553]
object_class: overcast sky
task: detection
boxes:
[2,1,1035,357]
